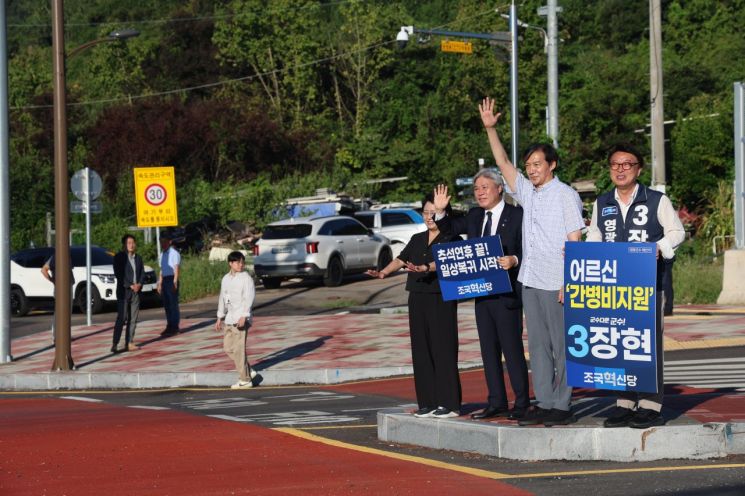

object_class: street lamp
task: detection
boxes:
[500,14,547,52]
[50,0,138,370]
[396,2,521,166]
[501,14,555,147]
[67,29,140,58]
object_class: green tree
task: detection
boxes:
[213,0,324,127]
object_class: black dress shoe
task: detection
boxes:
[508,407,527,420]
[542,408,577,427]
[517,406,551,426]
[603,406,636,428]
[471,406,509,420]
[629,408,665,429]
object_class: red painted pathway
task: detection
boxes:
[0,398,531,496]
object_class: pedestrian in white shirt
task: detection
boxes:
[215,251,257,389]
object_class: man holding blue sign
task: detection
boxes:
[586,144,685,429]
[433,171,529,420]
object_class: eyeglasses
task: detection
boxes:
[609,161,639,171]
[422,210,437,217]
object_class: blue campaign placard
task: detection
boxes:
[432,236,513,301]
[564,241,658,393]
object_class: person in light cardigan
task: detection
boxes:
[215,251,257,389]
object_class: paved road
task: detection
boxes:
[10,272,409,339]
[3,356,744,496]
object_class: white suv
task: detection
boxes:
[253,215,392,289]
[353,209,426,258]
[10,246,158,316]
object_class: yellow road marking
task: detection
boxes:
[274,427,745,481]
[297,424,378,430]
[502,463,745,479]
[274,427,511,479]
[673,308,745,315]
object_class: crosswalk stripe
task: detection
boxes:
[669,376,745,382]
[664,358,745,365]
[665,365,745,371]
[661,358,745,389]
[673,383,745,388]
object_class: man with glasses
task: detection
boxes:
[587,144,685,428]
[478,97,584,427]
[433,171,529,421]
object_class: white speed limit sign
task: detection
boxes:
[145,183,168,206]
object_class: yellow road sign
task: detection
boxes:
[441,40,473,54]
[134,166,178,227]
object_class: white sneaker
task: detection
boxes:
[413,407,436,418]
[249,368,258,380]
[431,407,459,418]
[231,380,253,389]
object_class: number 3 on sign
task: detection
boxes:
[145,184,167,206]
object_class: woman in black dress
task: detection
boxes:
[367,193,461,418]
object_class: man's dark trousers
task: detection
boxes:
[436,202,528,410]
[161,276,180,330]
[113,291,140,346]
[475,290,529,409]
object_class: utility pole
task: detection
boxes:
[546,0,560,148]
[649,0,666,192]
[716,82,745,304]
[0,0,11,363]
[51,0,73,370]
[734,82,745,250]
[509,1,519,166]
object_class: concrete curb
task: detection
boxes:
[377,409,745,462]
[0,366,417,391]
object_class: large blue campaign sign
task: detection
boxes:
[564,241,658,393]
[432,236,512,301]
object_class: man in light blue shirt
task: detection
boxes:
[479,97,584,427]
[158,233,181,336]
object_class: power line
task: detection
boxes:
[12,39,396,110]
[11,4,504,111]
[7,0,361,29]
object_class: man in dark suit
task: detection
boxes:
[112,234,145,353]
[433,170,529,420]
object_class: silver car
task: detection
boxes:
[253,215,392,288]
[353,209,426,258]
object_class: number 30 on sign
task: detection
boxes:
[134,166,179,227]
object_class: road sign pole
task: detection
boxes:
[85,167,92,326]
[156,226,161,260]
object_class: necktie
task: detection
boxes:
[482,211,492,237]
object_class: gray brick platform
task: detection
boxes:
[377,397,745,462]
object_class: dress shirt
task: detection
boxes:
[128,253,138,284]
[160,247,181,277]
[217,271,255,326]
[481,200,505,237]
[505,173,584,290]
